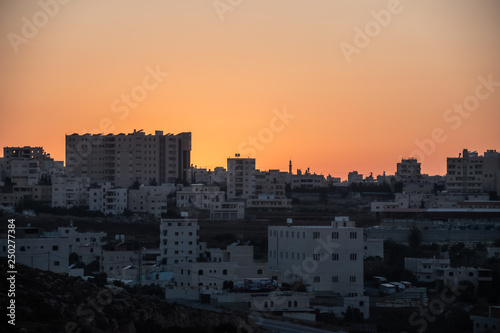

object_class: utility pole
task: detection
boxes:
[137,248,142,295]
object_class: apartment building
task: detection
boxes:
[227,156,255,200]
[268,217,364,297]
[447,149,500,195]
[128,184,175,217]
[176,184,225,210]
[396,158,422,182]
[51,175,90,208]
[89,183,127,215]
[159,218,199,265]
[405,257,451,283]
[348,171,363,184]
[211,201,245,220]
[66,130,191,187]
[0,226,106,274]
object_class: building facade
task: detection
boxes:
[66,130,191,187]
[227,156,255,200]
[268,217,364,297]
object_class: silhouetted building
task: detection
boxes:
[66,130,191,187]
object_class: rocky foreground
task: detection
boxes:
[0,260,265,333]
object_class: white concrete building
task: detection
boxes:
[246,195,292,210]
[227,156,255,200]
[290,171,326,189]
[211,201,245,220]
[268,217,364,297]
[0,226,106,274]
[470,306,500,333]
[89,184,127,215]
[347,171,363,184]
[159,218,199,265]
[66,130,191,187]
[128,184,175,217]
[176,184,225,210]
[396,158,421,182]
[102,250,137,278]
[404,257,450,283]
[51,175,90,208]
[363,237,384,259]
[438,267,492,290]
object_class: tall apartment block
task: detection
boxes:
[396,158,421,182]
[226,156,256,200]
[66,130,191,187]
[447,149,500,195]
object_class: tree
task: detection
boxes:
[408,227,422,249]
[129,180,141,190]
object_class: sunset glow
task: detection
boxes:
[1,0,499,178]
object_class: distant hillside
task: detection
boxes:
[0,259,264,333]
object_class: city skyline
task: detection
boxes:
[1,0,500,177]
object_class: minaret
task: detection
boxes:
[289,159,292,175]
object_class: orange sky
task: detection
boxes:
[1,0,499,179]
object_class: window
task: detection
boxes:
[332,276,339,283]
[223,269,228,275]
[313,232,320,239]
[332,232,339,239]
[54,261,60,266]
[257,269,263,275]
[350,253,357,261]
[350,276,356,283]
[350,232,357,239]
[332,253,339,261]
[198,270,203,275]
[294,300,298,308]
[314,276,320,283]
[52,245,59,251]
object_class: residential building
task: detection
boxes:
[447,149,500,195]
[396,158,421,182]
[268,217,364,297]
[0,226,106,274]
[211,201,245,220]
[348,171,363,184]
[102,250,137,279]
[226,156,255,200]
[51,175,90,208]
[89,183,127,215]
[470,306,500,333]
[246,195,292,210]
[128,184,175,217]
[405,257,450,283]
[66,130,191,187]
[176,184,225,210]
[159,218,199,265]
[363,237,384,259]
[290,170,326,189]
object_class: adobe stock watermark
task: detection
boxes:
[213,0,243,21]
[403,74,499,165]
[7,0,71,54]
[339,0,407,64]
[402,279,467,333]
[236,107,296,159]
[237,234,341,332]
[67,64,168,165]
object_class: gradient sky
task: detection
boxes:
[1,0,499,179]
